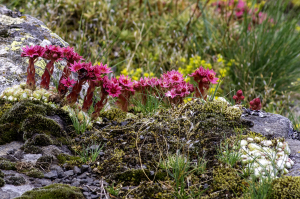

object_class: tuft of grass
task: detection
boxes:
[69,106,93,135]
[106,182,120,197]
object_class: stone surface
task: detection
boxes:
[0,142,23,157]
[285,139,300,177]
[242,112,293,139]
[22,154,42,164]
[0,5,68,95]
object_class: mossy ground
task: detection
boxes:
[15,183,84,199]
[0,99,75,148]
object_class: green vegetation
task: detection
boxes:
[15,184,84,199]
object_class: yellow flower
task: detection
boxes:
[180,57,186,63]
[144,72,150,77]
[121,68,128,76]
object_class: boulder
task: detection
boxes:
[0,5,68,95]
[241,112,294,139]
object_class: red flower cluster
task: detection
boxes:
[21,45,222,119]
[189,67,218,99]
[233,89,245,104]
[21,45,46,90]
[249,98,261,110]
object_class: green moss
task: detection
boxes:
[24,168,44,178]
[99,108,127,122]
[0,170,4,178]
[0,160,16,170]
[31,134,53,146]
[0,177,4,187]
[114,169,167,186]
[56,154,82,167]
[22,144,42,154]
[0,100,47,124]
[0,123,20,144]
[36,156,53,170]
[267,176,300,199]
[212,167,245,196]
[16,183,85,199]
[7,176,26,185]
[22,114,62,140]
[0,102,12,119]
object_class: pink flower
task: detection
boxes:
[119,75,134,88]
[69,61,84,72]
[167,70,184,84]
[165,89,177,98]
[21,45,45,59]
[206,69,219,84]
[97,63,112,74]
[189,66,207,82]
[61,77,76,88]
[42,45,64,60]
[106,82,122,97]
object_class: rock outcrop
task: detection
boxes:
[0,5,68,95]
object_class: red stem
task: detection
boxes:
[66,79,86,105]
[57,63,71,97]
[91,83,109,119]
[26,58,36,90]
[82,80,96,112]
[40,60,55,90]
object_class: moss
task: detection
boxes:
[114,169,167,186]
[0,170,4,178]
[16,183,85,199]
[36,156,53,170]
[22,144,43,154]
[21,114,62,140]
[99,108,127,122]
[24,168,44,178]
[56,154,82,167]
[0,177,4,187]
[0,102,12,119]
[212,167,245,197]
[0,123,20,144]
[224,106,242,120]
[31,134,53,146]
[0,100,47,124]
[267,176,300,199]
[0,159,16,170]
[6,176,26,185]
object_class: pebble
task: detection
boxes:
[44,170,58,179]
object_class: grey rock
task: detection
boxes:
[81,165,89,173]
[0,142,23,157]
[35,179,52,186]
[73,166,81,174]
[83,191,90,197]
[242,112,293,139]
[64,170,74,177]
[0,5,69,95]
[285,139,300,177]
[91,194,99,199]
[49,165,64,178]
[44,170,58,179]
[22,154,42,164]
[40,145,65,157]
[0,184,34,198]
[71,180,80,187]
[78,173,87,179]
